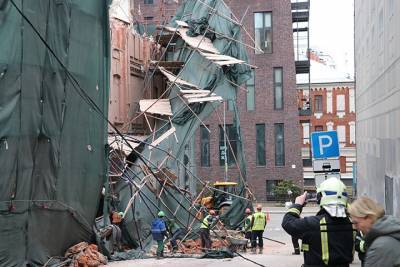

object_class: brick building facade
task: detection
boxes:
[138,0,303,201]
[297,81,356,193]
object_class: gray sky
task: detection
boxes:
[310,0,354,79]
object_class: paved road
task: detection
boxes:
[108,208,361,267]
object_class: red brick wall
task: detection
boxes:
[195,0,303,201]
[140,0,303,201]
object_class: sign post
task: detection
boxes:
[310,131,341,185]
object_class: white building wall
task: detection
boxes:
[355,0,400,217]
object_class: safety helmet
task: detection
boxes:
[209,209,216,215]
[317,177,348,207]
[245,208,251,214]
[256,204,262,211]
[158,211,165,217]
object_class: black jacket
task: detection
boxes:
[282,204,354,266]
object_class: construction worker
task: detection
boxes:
[243,208,253,242]
[151,211,168,258]
[250,204,267,253]
[282,177,354,267]
[199,209,216,252]
[166,218,187,253]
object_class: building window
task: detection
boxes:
[274,123,285,166]
[349,89,355,112]
[256,124,266,166]
[254,12,272,54]
[302,122,310,144]
[227,100,235,111]
[349,121,355,144]
[266,180,279,201]
[314,95,323,112]
[246,70,255,111]
[302,158,312,167]
[219,125,237,166]
[337,125,346,143]
[336,94,345,112]
[200,125,210,167]
[144,16,153,21]
[274,67,283,110]
[315,125,323,132]
[144,0,153,4]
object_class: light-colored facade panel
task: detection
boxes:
[355,0,400,217]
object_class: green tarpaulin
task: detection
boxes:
[0,1,110,266]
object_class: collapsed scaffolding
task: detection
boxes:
[101,0,267,262]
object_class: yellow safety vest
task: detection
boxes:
[201,215,211,229]
[244,215,252,231]
[252,212,266,231]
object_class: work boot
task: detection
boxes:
[258,247,263,254]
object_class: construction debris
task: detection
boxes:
[64,242,107,267]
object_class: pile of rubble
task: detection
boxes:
[64,242,107,267]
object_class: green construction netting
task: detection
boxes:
[109,0,252,258]
[0,0,110,266]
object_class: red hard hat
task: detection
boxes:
[256,204,262,210]
[245,208,251,214]
[209,209,216,215]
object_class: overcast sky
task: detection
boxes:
[309,0,354,79]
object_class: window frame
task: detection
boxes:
[273,67,283,110]
[246,70,255,111]
[314,95,323,113]
[254,12,273,54]
[274,123,285,166]
[200,125,210,167]
[256,124,266,166]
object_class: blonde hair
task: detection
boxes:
[348,197,385,222]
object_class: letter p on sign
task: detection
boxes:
[311,131,340,159]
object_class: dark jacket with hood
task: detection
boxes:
[364,215,400,267]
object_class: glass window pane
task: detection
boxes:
[246,71,255,111]
[228,100,235,111]
[315,95,322,112]
[274,85,283,109]
[256,124,266,166]
[254,13,263,29]
[264,13,272,28]
[275,123,285,166]
[274,68,283,110]
[274,68,282,83]
[200,125,210,167]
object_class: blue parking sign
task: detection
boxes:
[311,131,340,159]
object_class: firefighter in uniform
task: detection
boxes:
[199,209,216,252]
[282,177,354,267]
[250,204,268,253]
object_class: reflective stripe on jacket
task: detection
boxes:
[282,204,354,266]
[252,212,266,231]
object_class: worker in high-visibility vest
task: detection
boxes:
[243,208,253,241]
[250,204,268,253]
[281,178,354,266]
[199,209,217,252]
